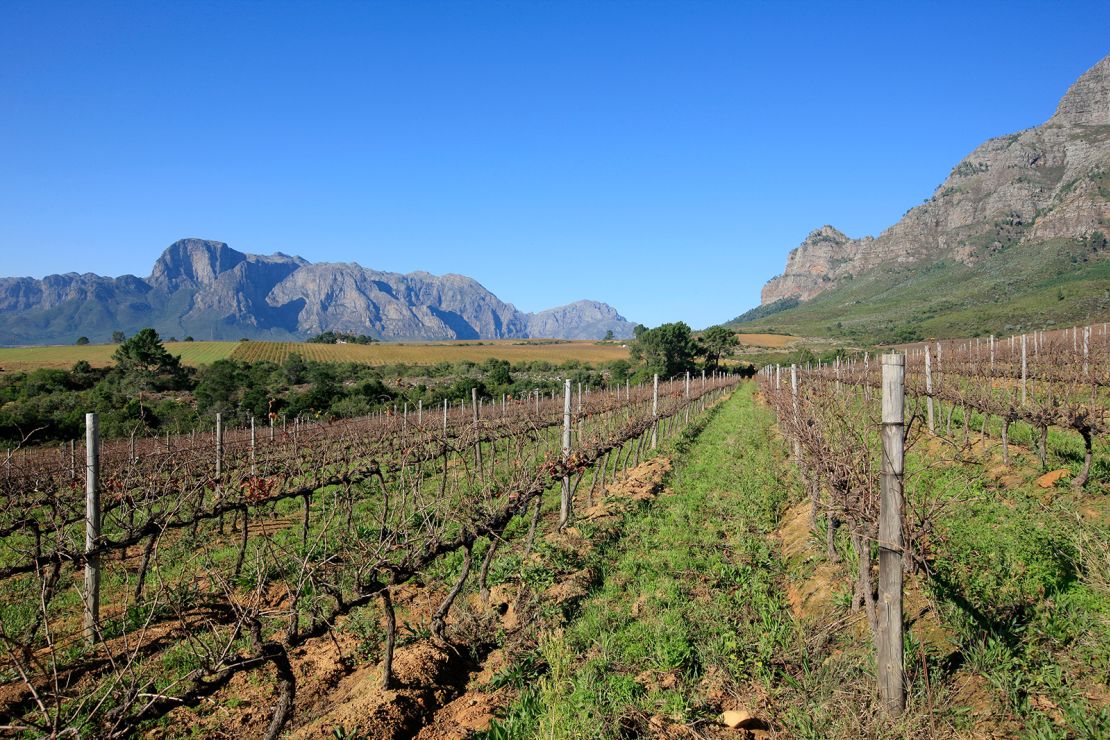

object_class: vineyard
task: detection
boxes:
[228,340,634,367]
[0,373,736,736]
[0,323,1107,738]
[755,324,1108,734]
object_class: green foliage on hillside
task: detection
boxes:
[732,237,1110,342]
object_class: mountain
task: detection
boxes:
[526,301,635,340]
[0,240,637,345]
[740,53,1110,341]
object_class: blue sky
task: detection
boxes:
[1,1,1108,328]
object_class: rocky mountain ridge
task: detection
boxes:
[761,53,1110,306]
[0,240,637,345]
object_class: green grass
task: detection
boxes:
[484,385,1110,738]
[487,384,803,737]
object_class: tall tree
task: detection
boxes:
[700,325,739,372]
[112,328,188,390]
[630,322,697,378]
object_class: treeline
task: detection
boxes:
[306,331,377,344]
[1,325,754,446]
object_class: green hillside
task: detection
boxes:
[730,235,1110,343]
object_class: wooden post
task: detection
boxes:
[1020,334,1027,405]
[84,412,101,646]
[1083,325,1090,377]
[924,346,934,433]
[472,387,482,469]
[559,379,572,528]
[215,413,223,480]
[990,334,995,370]
[651,373,659,449]
[250,416,257,475]
[878,354,905,716]
[418,399,423,425]
[790,365,801,465]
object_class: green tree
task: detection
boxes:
[75,336,90,345]
[606,359,631,384]
[630,322,697,378]
[699,325,739,372]
[112,328,187,390]
[111,330,126,344]
[603,329,615,341]
[482,358,512,387]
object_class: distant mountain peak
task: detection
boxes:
[0,240,636,345]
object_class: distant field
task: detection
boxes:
[229,339,630,365]
[0,339,630,371]
[736,332,795,348]
[0,342,240,371]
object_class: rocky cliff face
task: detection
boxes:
[761,53,1110,306]
[0,239,636,344]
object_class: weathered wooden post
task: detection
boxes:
[472,387,482,469]
[250,416,257,475]
[790,365,801,465]
[878,354,905,716]
[924,346,935,433]
[864,352,871,401]
[418,399,423,425]
[559,379,572,528]
[990,335,995,370]
[1083,325,1090,378]
[1020,334,1028,405]
[651,373,659,449]
[215,413,223,480]
[684,371,691,425]
[84,412,101,646]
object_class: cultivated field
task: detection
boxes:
[0,338,630,371]
[0,341,241,370]
[228,339,631,365]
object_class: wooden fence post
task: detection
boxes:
[559,379,572,528]
[1083,325,1090,378]
[878,354,905,716]
[84,412,101,646]
[215,413,223,480]
[924,345,934,433]
[472,387,482,469]
[650,373,659,449]
[790,364,801,466]
[1021,334,1028,405]
[250,416,257,475]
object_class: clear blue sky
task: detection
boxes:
[1,1,1107,328]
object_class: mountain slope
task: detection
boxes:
[741,53,1110,341]
[0,240,636,345]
